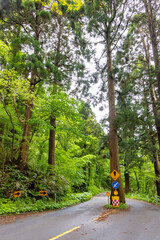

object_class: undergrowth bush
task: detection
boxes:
[0,192,92,215]
[87,185,102,195]
[0,165,69,199]
[126,193,160,204]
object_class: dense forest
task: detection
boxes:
[0,0,160,212]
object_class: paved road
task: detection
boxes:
[0,193,160,240]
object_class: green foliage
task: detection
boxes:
[65,192,92,202]
[0,69,33,165]
[39,10,52,21]
[87,184,102,195]
[0,0,108,216]
[1,0,159,217]
[0,165,69,199]
[126,193,160,205]
[0,40,10,66]
[0,69,31,101]
[0,192,92,215]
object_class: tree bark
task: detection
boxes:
[140,27,160,149]
[16,2,42,172]
[150,85,160,150]
[48,116,56,166]
[134,171,140,191]
[143,0,160,98]
[124,159,130,193]
[139,29,160,196]
[18,83,34,171]
[48,17,63,167]
[125,171,130,194]
[154,154,160,196]
[107,40,125,203]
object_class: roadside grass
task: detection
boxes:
[105,203,129,209]
[0,186,108,215]
[126,193,160,205]
[0,192,93,215]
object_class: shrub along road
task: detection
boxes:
[0,193,160,240]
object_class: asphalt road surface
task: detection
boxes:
[0,193,160,240]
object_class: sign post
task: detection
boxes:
[39,191,48,201]
[106,192,110,204]
[14,191,21,207]
[110,170,120,207]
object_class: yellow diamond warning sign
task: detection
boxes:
[110,170,120,181]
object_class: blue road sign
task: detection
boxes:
[112,181,119,189]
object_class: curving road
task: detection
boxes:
[0,193,160,240]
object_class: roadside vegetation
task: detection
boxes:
[105,203,129,210]
[0,192,94,215]
[0,0,160,215]
[126,193,160,205]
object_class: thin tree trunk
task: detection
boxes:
[18,80,35,171]
[16,2,41,172]
[107,40,125,203]
[18,95,33,171]
[88,162,91,185]
[150,85,160,150]
[0,123,4,142]
[48,17,63,167]
[154,154,160,196]
[2,100,15,161]
[125,171,130,194]
[48,85,57,167]
[134,171,140,191]
[48,116,56,166]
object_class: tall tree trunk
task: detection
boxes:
[88,162,91,185]
[147,87,160,196]
[48,86,57,167]
[11,2,43,172]
[150,85,160,150]
[140,27,160,147]
[125,172,130,194]
[144,81,160,196]
[48,116,56,166]
[18,102,33,171]
[0,123,4,142]
[134,171,140,191]
[107,40,125,203]
[48,17,63,167]
[140,30,160,196]
[143,0,160,98]
[154,153,160,196]
[125,162,130,194]
[18,83,35,172]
